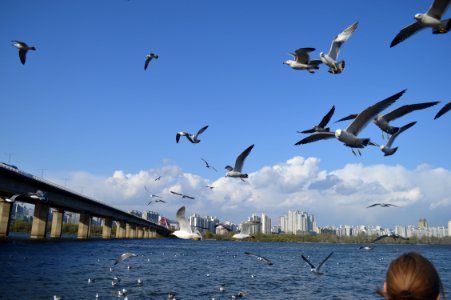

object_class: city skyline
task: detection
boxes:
[2,1,450,228]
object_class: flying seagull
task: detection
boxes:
[201,158,217,172]
[144,52,158,70]
[295,90,405,156]
[232,220,260,240]
[244,252,273,265]
[434,101,451,119]
[144,186,161,199]
[11,40,36,65]
[298,105,335,134]
[301,252,334,275]
[369,121,416,156]
[176,125,208,144]
[114,252,137,265]
[27,190,48,202]
[336,101,438,138]
[390,0,451,47]
[366,203,400,208]
[172,206,202,240]
[225,144,254,178]
[5,194,22,203]
[319,21,358,74]
[371,233,409,243]
[283,47,322,73]
[170,190,195,199]
[154,176,162,181]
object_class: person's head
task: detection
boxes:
[378,252,444,300]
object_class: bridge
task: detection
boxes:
[0,163,171,239]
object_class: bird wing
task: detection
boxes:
[176,133,182,143]
[144,57,150,70]
[114,252,137,265]
[347,90,405,136]
[18,49,27,64]
[176,206,192,233]
[383,101,439,122]
[294,48,315,64]
[390,22,424,48]
[234,144,254,172]
[183,194,195,199]
[195,125,209,138]
[294,132,335,145]
[366,204,380,208]
[386,121,416,148]
[335,113,358,123]
[317,251,334,270]
[318,105,336,128]
[301,255,316,269]
[170,190,182,196]
[434,102,451,119]
[426,0,450,19]
[144,186,151,194]
[371,235,388,243]
[328,22,358,60]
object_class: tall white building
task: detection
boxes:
[261,213,271,234]
[448,220,451,237]
[280,215,287,233]
[285,210,315,235]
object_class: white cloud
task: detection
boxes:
[51,156,451,228]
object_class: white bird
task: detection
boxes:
[201,158,217,172]
[27,190,48,202]
[225,144,254,178]
[301,252,334,275]
[232,220,260,240]
[295,90,405,156]
[298,105,335,134]
[369,121,416,156]
[366,203,400,208]
[144,52,158,70]
[390,0,451,47]
[319,22,358,74]
[114,252,137,265]
[170,190,195,199]
[12,40,36,65]
[171,206,202,240]
[5,193,21,203]
[283,47,322,73]
[434,101,451,119]
[244,251,273,265]
[176,125,208,144]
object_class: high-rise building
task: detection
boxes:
[261,213,271,234]
[285,210,315,235]
[142,210,159,223]
[448,220,451,237]
[418,218,428,230]
[279,216,287,233]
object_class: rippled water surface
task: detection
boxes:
[1,238,450,299]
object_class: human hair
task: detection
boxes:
[377,252,444,300]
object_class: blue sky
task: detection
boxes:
[1,0,450,228]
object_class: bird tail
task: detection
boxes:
[433,19,450,34]
[362,138,370,146]
[388,126,399,135]
[384,147,398,156]
[30,47,36,51]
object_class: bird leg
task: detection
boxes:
[357,149,362,156]
[352,149,357,156]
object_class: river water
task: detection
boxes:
[0,238,450,299]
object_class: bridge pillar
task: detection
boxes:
[50,208,64,238]
[143,228,149,238]
[150,230,156,238]
[137,227,144,238]
[31,203,49,239]
[102,217,112,239]
[130,224,136,239]
[0,199,12,238]
[77,213,91,239]
[116,221,126,238]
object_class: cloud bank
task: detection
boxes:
[52,156,451,228]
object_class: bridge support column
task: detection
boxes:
[31,203,49,239]
[50,208,64,238]
[77,213,90,239]
[130,225,136,239]
[137,227,143,238]
[102,217,112,239]
[126,223,131,238]
[150,230,156,238]
[143,228,149,238]
[0,199,12,238]
[116,221,126,238]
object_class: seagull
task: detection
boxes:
[359,245,374,251]
[232,220,260,240]
[301,252,334,275]
[244,251,273,265]
[170,190,195,199]
[283,47,322,73]
[390,0,451,47]
[372,233,409,243]
[144,52,158,70]
[225,144,254,178]
[171,206,202,240]
[366,203,400,208]
[434,101,451,119]
[319,21,358,74]
[11,40,36,65]
[154,176,162,181]
[336,101,438,137]
[295,90,405,156]
[298,106,335,134]
[5,193,22,203]
[144,186,161,199]
[206,185,215,190]
[176,125,208,144]
[201,158,217,172]
[27,190,48,202]
[369,121,416,156]
[114,252,137,265]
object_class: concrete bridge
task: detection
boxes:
[0,163,171,239]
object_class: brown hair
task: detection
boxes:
[377,252,444,300]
